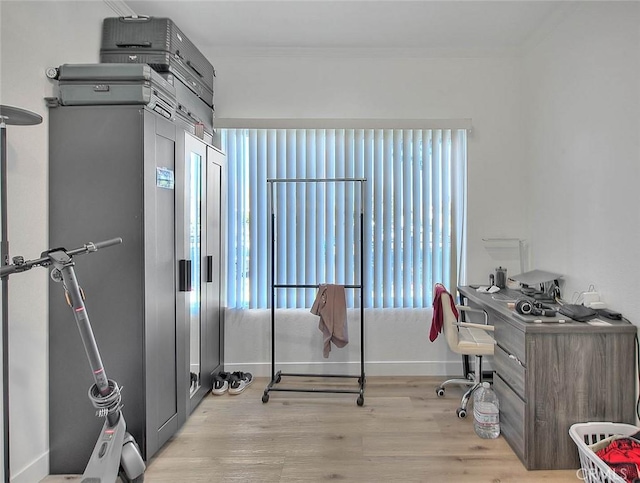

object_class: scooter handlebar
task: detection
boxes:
[0,264,18,277]
[93,237,123,250]
[0,237,123,277]
[67,237,123,256]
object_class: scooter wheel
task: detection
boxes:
[119,434,145,483]
[119,469,144,483]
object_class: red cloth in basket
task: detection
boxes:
[596,437,640,483]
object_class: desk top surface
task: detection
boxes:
[457,285,636,333]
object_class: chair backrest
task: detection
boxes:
[439,290,461,353]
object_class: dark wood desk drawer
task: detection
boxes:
[458,285,638,470]
[493,314,525,363]
[494,345,525,399]
[494,373,526,467]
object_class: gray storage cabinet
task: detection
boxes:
[175,133,226,414]
[48,105,182,473]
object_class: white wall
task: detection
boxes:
[5,1,638,480]
[0,2,113,481]
[521,2,640,320]
[206,50,529,374]
[0,3,528,477]
[211,53,529,281]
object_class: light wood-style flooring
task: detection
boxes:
[42,376,580,482]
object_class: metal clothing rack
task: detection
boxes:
[262,177,366,406]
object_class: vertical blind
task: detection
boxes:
[221,128,467,309]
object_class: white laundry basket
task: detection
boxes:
[569,422,640,483]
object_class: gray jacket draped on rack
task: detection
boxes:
[311,284,348,358]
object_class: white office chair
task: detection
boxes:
[434,285,495,418]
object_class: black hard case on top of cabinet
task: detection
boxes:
[55,63,176,120]
[100,16,215,109]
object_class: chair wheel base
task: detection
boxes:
[456,408,467,419]
[436,387,445,397]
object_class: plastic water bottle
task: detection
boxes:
[474,382,500,439]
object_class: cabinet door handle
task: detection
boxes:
[206,255,213,283]
[508,354,523,366]
[179,259,192,292]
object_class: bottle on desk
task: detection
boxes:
[495,266,507,289]
[474,382,500,439]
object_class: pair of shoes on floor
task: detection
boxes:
[211,371,253,395]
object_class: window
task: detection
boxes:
[221,127,467,309]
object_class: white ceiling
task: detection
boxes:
[122,0,568,55]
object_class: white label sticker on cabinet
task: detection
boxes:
[156,167,175,189]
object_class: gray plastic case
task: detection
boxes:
[159,72,214,135]
[56,63,176,120]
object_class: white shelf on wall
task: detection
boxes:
[482,238,527,274]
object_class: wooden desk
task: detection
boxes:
[458,286,637,470]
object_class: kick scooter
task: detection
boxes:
[0,237,145,482]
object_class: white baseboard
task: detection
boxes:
[11,450,48,483]
[222,360,479,377]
